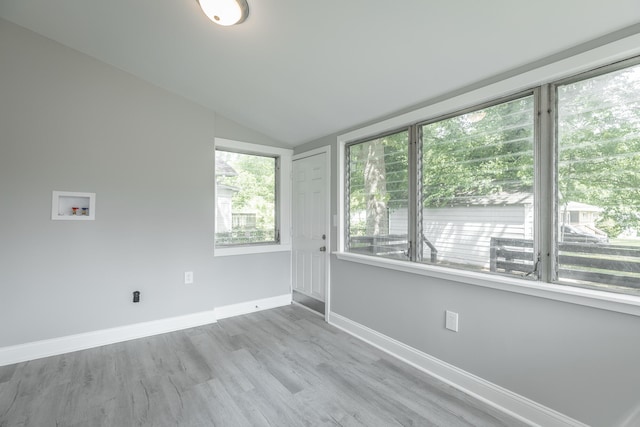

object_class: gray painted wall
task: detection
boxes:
[0,19,290,347]
[330,259,640,427]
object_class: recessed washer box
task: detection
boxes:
[52,191,96,220]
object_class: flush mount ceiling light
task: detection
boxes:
[197,0,249,26]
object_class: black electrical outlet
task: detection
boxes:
[133,291,140,303]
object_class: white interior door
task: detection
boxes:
[292,152,327,302]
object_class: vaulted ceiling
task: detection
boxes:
[1,1,639,146]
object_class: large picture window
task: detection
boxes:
[421,95,535,273]
[342,57,640,296]
[555,61,640,295]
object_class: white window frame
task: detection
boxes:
[337,32,640,317]
[214,138,292,257]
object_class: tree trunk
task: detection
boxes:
[364,139,388,235]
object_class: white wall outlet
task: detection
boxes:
[445,310,459,332]
[184,271,194,284]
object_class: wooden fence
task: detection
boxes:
[349,234,409,259]
[490,237,640,289]
[349,234,438,262]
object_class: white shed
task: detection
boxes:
[390,193,607,269]
[390,193,534,269]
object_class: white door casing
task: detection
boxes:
[292,151,328,303]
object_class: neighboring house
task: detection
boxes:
[215,158,238,233]
[560,201,607,238]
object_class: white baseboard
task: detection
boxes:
[0,293,292,367]
[0,309,218,367]
[329,312,587,427]
[214,293,292,320]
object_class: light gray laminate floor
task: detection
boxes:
[0,305,528,426]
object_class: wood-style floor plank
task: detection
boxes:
[0,305,528,427]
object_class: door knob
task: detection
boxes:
[320,246,327,252]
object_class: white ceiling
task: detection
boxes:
[1,1,639,146]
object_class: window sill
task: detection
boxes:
[215,244,291,257]
[334,251,640,317]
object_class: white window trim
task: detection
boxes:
[337,32,640,316]
[214,138,292,257]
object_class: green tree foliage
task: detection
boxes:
[349,62,640,241]
[558,64,640,237]
[348,97,536,236]
[421,96,534,208]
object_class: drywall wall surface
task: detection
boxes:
[294,231,640,425]
[0,19,290,347]
[293,135,336,157]
[215,115,288,149]
[330,259,640,426]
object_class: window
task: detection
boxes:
[346,130,409,259]
[215,150,278,245]
[421,95,535,273]
[214,138,292,256]
[344,95,536,279]
[555,60,640,295]
[341,56,640,297]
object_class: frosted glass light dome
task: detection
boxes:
[197,0,249,26]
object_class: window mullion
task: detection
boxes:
[408,125,422,262]
[536,85,553,282]
[275,156,281,243]
[548,82,561,284]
